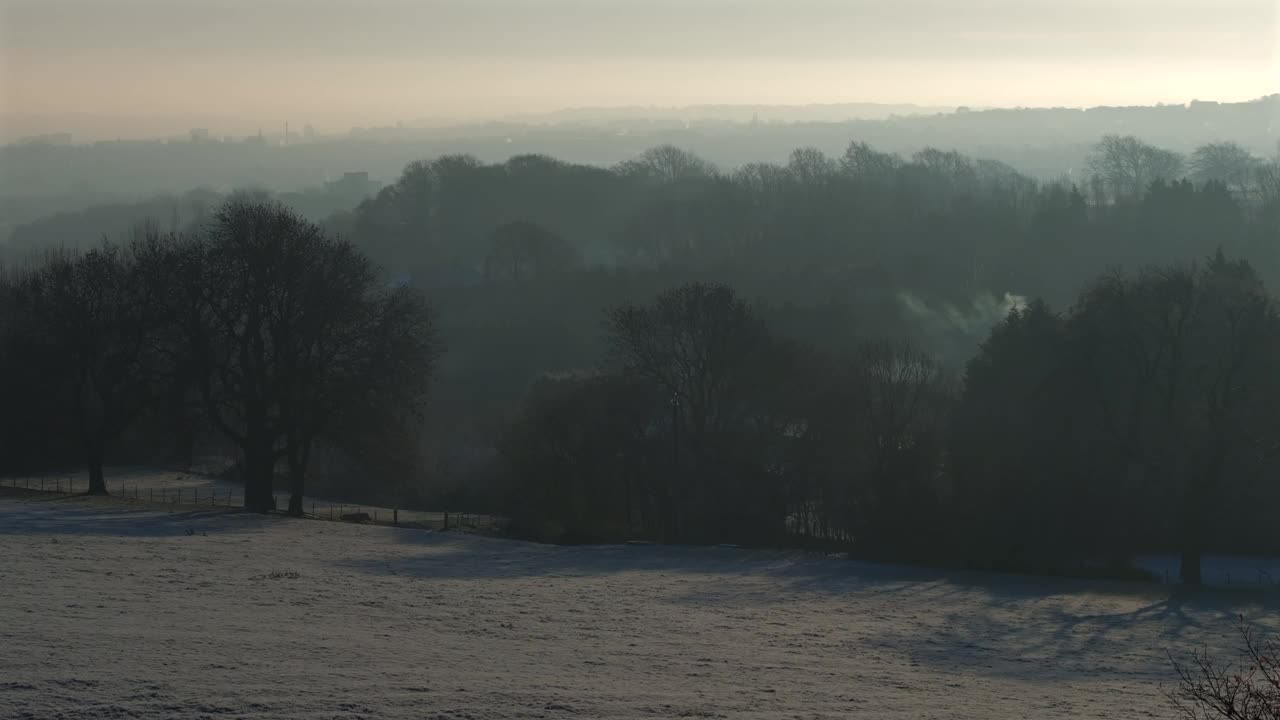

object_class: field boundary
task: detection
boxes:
[0,475,504,532]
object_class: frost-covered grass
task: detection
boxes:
[2,492,1277,719]
[1,466,492,528]
[1134,553,1280,587]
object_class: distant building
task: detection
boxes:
[190,128,210,143]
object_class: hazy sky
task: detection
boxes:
[1,0,1277,139]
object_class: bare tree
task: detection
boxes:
[605,282,771,540]
[616,145,717,184]
[179,198,440,513]
[483,221,581,281]
[1070,256,1280,584]
[1088,135,1185,201]
[839,141,902,181]
[848,342,950,554]
[786,147,839,185]
[606,282,769,440]
[1191,142,1260,198]
[1256,161,1280,207]
[282,280,441,516]
[8,233,170,494]
[913,147,978,184]
[1168,616,1280,720]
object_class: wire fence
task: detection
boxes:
[0,475,504,532]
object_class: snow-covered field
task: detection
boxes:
[2,491,1277,720]
[1,466,497,529]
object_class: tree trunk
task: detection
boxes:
[1178,474,1212,587]
[86,454,107,495]
[173,414,195,469]
[286,441,308,518]
[1178,448,1224,587]
[1179,548,1203,587]
[242,443,276,513]
[287,471,304,517]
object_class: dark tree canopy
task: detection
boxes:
[177,199,440,513]
[5,236,171,494]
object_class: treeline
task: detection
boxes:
[5,183,379,256]
[500,282,950,553]
[5,94,1274,205]
[336,136,1280,496]
[500,261,1280,585]
[4,133,1279,584]
[344,136,1280,303]
[0,199,439,512]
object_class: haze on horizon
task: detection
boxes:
[1,0,1277,141]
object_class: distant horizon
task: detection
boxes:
[4,0,1275,143]
[3,93,1277,145]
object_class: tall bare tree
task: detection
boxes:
[179,199,441,513]
[9,235,170,494]
[1088,135,1185,201]
[280,277,440,516]
[1190,142,1260,198]
[605,282,771,540]
[1070,255,1280,584]
[616,145,717,184]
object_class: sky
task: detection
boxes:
[1,0,1277,140]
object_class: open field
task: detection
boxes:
[1,466,498,529]
[1,491,1277,719]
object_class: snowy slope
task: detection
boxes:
[2,466,492,527]
[1,492,1276,720]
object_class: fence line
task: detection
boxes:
[1,475,504,532]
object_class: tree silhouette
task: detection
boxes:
[1069,256,1280,584]
[7,233,170,494]
[1088,135,1185,201]
[177,199,440,513]
[483,221,581,281]
[616,145,716,184]
[1168,616,1280,720]
[1190,142,1259,198]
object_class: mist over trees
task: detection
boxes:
[4,95,1277,246]
[3,123,1280,584]
[0,200,440,513]
[336,134,1275,581]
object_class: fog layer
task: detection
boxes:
[2,0,1276,140]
